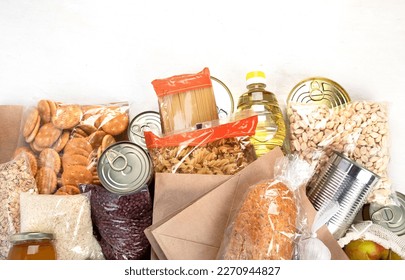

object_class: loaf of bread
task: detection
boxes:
[222,180,297,260]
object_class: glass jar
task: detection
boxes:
[7,232,56,260]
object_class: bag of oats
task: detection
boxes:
[0,154,38,259]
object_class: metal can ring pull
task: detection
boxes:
[131,123,152,138]
[106,149,128,172]
[371,207,395,223]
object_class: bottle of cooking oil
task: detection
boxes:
[237,71,287,156]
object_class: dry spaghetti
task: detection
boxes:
[152,67,218,134]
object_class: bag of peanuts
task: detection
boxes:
[287,101,393,205]
[217,155,314,260]
[144,113,258,175]
[14,100,130,195]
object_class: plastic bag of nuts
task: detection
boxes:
[288,101,392,205]
[14,100,129,196]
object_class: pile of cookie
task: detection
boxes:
[15,99,129,195]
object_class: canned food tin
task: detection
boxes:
[128,111,162,150]
[287,77,351,108]
[211,76,235,118]
[308,151,380,239]
[365,192,405,236]
[97,141,153,195]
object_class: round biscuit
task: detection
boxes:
[101,134,116,151]
[36,167,58,194]
[25,115,41,143]
[64,137,93,154]
[52,104,82,129]
[33,123,62,148]
[57,185,81,195]
[37,99,51,123]
[76,124,97,135]
[52,130,70,153]
[87,130,106,149]
[62,153,89,169]
[61,165,93,186]
[101,113,129,136]
[23,108,39,138]
[54,190,69,195]
[39,148,61,174]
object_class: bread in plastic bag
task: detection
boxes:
[217,155,313,260]
[0,154,38,259]
[19,192,104,260]
[16,100,129,195]
[288,101,392,205]
[144,113,258,175]
[80,184,153,260]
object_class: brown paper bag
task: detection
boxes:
[145,147,348,260]
[0,105,24,164]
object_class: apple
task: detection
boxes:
[343,239,389,260]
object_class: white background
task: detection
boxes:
[0,0,404,192]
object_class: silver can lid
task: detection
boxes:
[97,141,153,195]
[10,232,54,242]
[128,111,161,150]
[368,192,405,236]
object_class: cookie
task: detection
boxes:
[72,127,88,138]
[33,123,62,148]
[87,131,106,149]
[37,99,52,123]
[25,115,41,143]
[76,124,97,135]
[30,141,44,154]
[62,153,89,169]
[39,148,61,174]
[64,138,93,155]
[101,134,116,152]
[36,167,58,194]
[13,146,38,177]
[52,130,70,153]
[101,113,129,136]
[52,104,82,129]
[48,100,58,119]
[61,165,93,186]
[56,185,81,195]
[23,108,39,138]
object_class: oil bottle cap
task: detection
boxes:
[246,71,266,86]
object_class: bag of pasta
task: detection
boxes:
[151,67,218,134]
[144,113,258,175]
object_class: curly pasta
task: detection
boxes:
[148,137,256,175]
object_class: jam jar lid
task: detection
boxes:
[10,232,54,242]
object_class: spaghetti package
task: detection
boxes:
[151,67,218,134]
[217,155,314,260]
[288,101,392,205]
[14,100,129,195]
[144,114,258,175]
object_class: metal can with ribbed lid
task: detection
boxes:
[8,232,56,260]
[97,141,153,195]
[128,111,162,150]
[287,77,351,108]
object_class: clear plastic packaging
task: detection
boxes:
[144,113,258,175]
[19,192,104,260]
[0,154,38,260]
[15,100,130,195]
[80,184,153,260]
[288,101,392,205]
[217,155,314,260]
[151,67,218,134]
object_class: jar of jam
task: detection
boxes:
[7,232,56,260]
